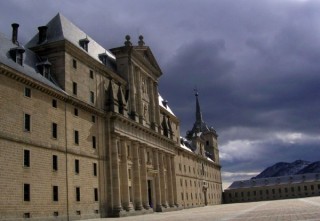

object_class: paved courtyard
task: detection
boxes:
[86,196,320,221]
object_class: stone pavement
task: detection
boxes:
[86,196,320,221]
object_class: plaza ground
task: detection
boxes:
[86,196,320,221]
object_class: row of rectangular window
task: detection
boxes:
[231,184,320,198]
[72,82,95,104]
[24,88,97,119]
[23,150,97,176]
[23,183,98,202]
[24,113,96,147]
[72,59,95,80]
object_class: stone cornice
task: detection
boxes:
[110,112,177,155]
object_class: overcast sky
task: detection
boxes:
[1,0,320,189]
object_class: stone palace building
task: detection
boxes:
[0,14,222,220]
[224,173,320,203]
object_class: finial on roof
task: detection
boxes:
[138,35,145,46]
[124,35,132,46]
[194,88,199,97]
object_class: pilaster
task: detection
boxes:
[120,137,132,211]
[140,144,150,210]
[132,141,143,210]
[111,135,123,216]
[167,154,174,207]
[153,149,163,211]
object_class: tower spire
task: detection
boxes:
[194,88,203,125]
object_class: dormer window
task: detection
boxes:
[99,53,108,65]
[36,59,52,79]
[79,37,90,52]
[9,46,25,65]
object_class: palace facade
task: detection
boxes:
[224,173,320,203]
[0,14,222,221]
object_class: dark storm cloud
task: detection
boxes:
[1,0,320,189]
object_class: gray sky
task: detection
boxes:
[1,0,320,188]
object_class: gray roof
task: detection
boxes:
[0,32,63,92]
[226,173,320,190]
[26,13,116,70]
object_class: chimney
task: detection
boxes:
[38,26,48,44]
[11,23,19,44]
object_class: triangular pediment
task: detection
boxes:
[133,46,162,74]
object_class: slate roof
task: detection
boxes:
[226,173,320,190]
[0,32,63,92]
[26,13,116,70]
[158,94,175,116]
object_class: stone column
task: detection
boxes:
[140,145,150,209]
[132,142,143,210]
[171,156,179,207]
[111,135,122,215]
[153,149,162,211]
[120,137,132,211]
[159,152,168,207]
[166,154,174,207]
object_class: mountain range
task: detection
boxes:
[252,160,320,179]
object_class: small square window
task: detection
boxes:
[24,213,30,218]
[74,130,79,144]
[52,99,57,108]
[90,91,94,104]
[92,115,96,123]
[74,108,78,116]
[24,113,31,132]
[52,123,58,139]
[90,70,94,79]
[73,82,77,95]
[75,159,79,174]
[24,183,30,201]
[53,186,59,201]
[24,87,31,97]
[53,155,58,171]
[94,188,98,201]
[76,187,80,201]
[73,59,77,69]
[93,163,97,176]
[24,149,30,167]
[92,136,96,149]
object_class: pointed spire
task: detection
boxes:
[194,88,203,125]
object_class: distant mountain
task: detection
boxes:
[297,161,320,174]
[251,160,320,179]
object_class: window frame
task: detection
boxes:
[52,122,58,139]
[23,149,30,167]
[73,82,77,95]
[52,99,57,108]
[24,183,30,201]
[52,155,58,171]
[24,113,31,132]
[74,130,79,144]
[24,87,31,98]
[76,187,80,201]
[53,185,59,202]
[75,159,79,174]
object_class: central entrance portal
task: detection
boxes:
[148,180,153,209]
